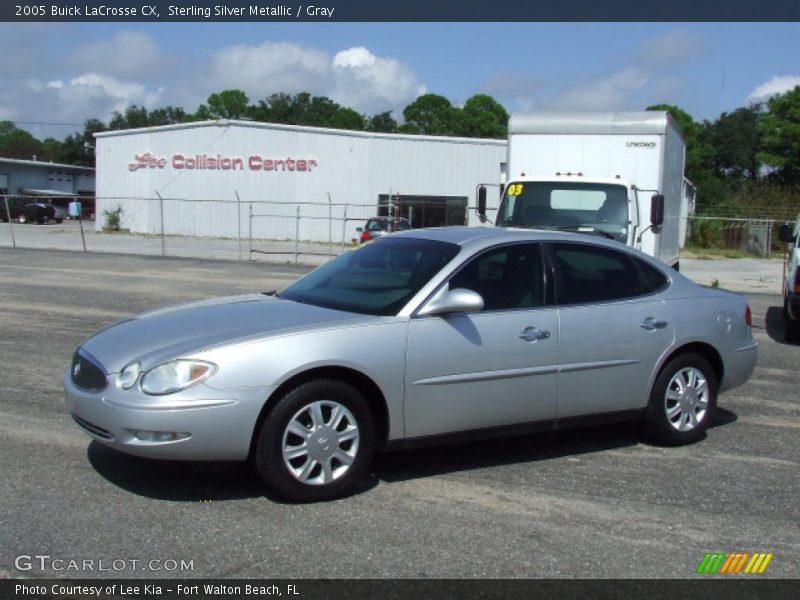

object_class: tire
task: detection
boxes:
[18,214,27,224]
[784,298,800,343]
[644,353,717,445]
[41,215,49,225]
[254,379,376,502]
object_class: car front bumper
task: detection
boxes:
[64,369,273,461]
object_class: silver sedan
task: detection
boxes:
[65,228,757,501]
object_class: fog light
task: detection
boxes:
[132,430,190,443]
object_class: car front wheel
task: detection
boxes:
[644,353,717,445]
[254,379,375,502]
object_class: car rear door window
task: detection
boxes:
[449,243,545,311]
[552,243,655,304]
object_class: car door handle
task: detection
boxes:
[519,327,550,341]
[640,317,668,331]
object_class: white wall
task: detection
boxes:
[95,121,506,242]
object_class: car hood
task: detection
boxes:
[80,294,371,373]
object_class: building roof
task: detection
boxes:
[0,157,95,173]
[93,119,508,147]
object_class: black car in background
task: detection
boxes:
[18,203,63,224]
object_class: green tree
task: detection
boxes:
[54,118,106,166]
[402,93,457,135]
[758,85,800,183]
[328,107,365,131]
[702,104,763,181]
[197,89,250,120]
[367,111,398,133]
[0,121,43,160]
[458,94,509,139]
[109,105,150,130]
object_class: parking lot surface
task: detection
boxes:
[0,248,797,578]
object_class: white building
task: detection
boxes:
[94,120,507,242]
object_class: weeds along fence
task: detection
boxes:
[0,193,469,263]
[687,216,796,257]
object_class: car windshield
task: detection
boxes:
[280,237,460,316]
[497,181,630,242]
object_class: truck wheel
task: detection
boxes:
[254,379,376,502]
[784,298,800,343]
[644,353,717,446]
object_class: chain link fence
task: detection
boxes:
[4,192,798,262]
[1,193,478,264]
[686,216,793,257]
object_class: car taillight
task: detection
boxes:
[360,231,371,243]
[745,304,752,328]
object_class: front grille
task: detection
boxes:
[71,350,107,392]
[71,414,113,440]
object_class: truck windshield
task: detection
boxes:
[497,181,630,242]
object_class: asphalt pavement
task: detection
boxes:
[0,248,797,579]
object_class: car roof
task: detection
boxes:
[390,226,601,247]
[393,225,674,262]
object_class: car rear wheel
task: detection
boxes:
[784,298,800,343]
[18,214,27,224]
[254,379,375,502]
[644,353,717,445]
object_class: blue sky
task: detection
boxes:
[2,22,799,139]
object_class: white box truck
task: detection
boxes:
[479,111,686,269]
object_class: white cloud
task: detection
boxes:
[489,27,703,113]
[202,41,331,100]
[68,31,167,80]
[748,75,800,101]
[191,42,424,117]
[547,67,649,111]
[330,47,426,113]
[637,29,703,67]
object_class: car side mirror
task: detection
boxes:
[477,186,487,219]
[650,194,664,228]
[356,227,363,232]
[779,223,795,243]
[417,288,484,317]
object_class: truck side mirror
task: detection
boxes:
[477,186,487,217]
[779,223,795,243]
[650,194,664,228]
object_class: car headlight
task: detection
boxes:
[118,361,141,390]
[140,360,217,395]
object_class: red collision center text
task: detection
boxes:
[128,153,318,172]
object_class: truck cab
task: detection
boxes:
[482,111,685,269]
[496,176,637,244]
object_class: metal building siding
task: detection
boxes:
[96,122,506,241]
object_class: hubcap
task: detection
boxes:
[664,367,708,432]
[282,400,359,486]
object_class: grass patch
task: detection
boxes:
[681,244,763,259]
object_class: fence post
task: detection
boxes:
[3,196,16,248]
[294,205,300,264]
[248,202,253,261]
[341,206,348,253]
[327,192,333,256]
[78,211,87,252]
[235,190,242,262]
[155,191,165,257]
